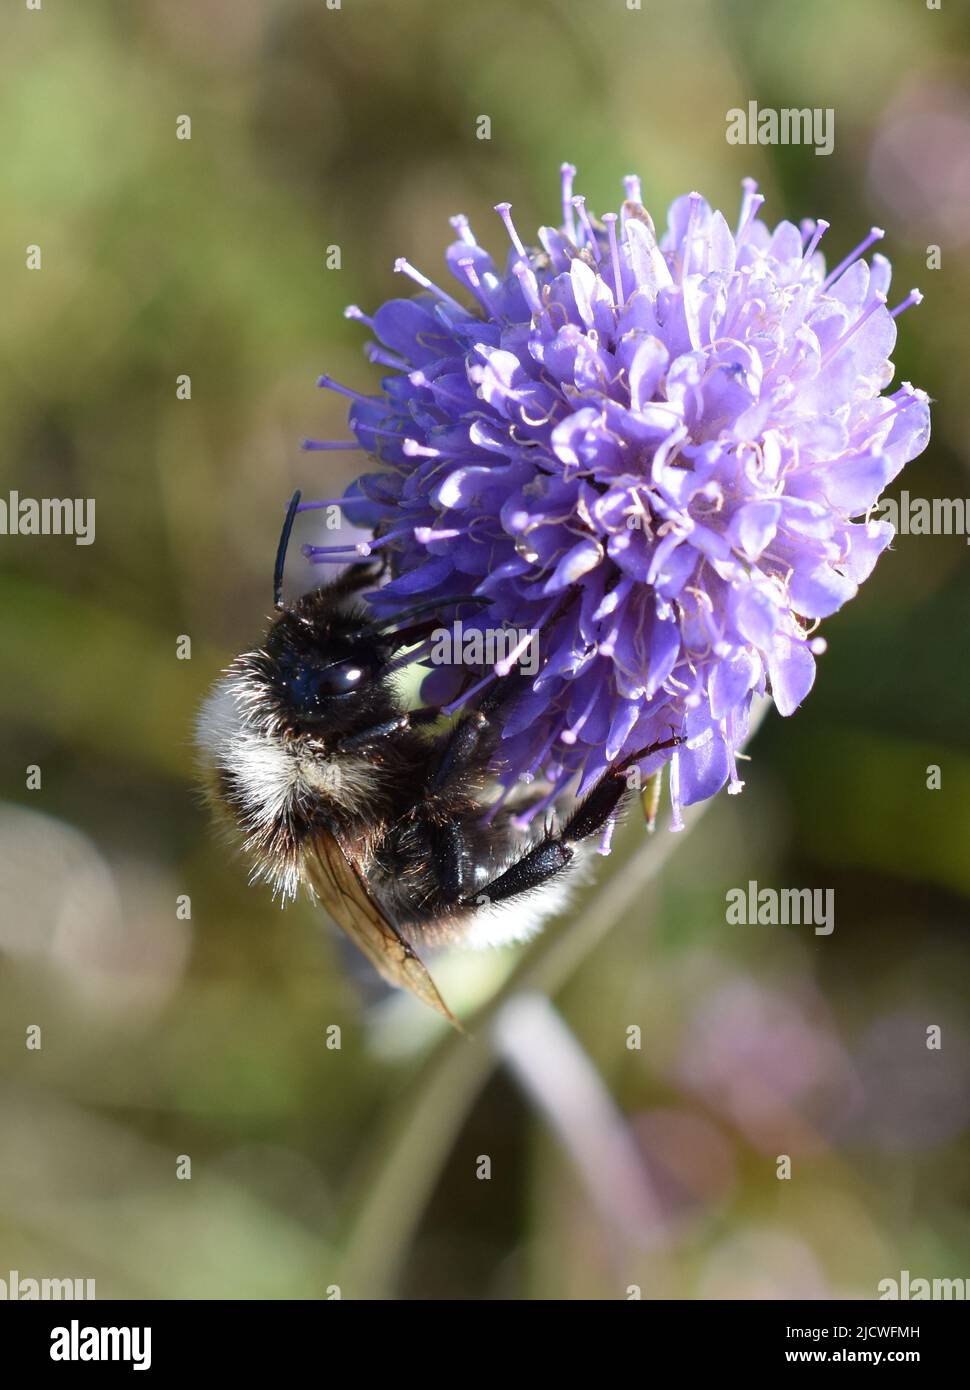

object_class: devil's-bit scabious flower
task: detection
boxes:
[303,168,931,831]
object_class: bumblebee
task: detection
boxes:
[197,492,680,1021]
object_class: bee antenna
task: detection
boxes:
[273,490,302,610]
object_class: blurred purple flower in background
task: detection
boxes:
[842,1010,970,1153]
[305,168,931,828]
[868,75,970,248]
[674,973,860,1155]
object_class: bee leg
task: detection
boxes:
[423,674,527,792]
[461,735,683,907]
[406,702,516,901]
[426,710,489,792]
[333,715,411,752]
[332,705,442,753]
[332,704,445,754]
[430,819,475,903]
[459,777,626,906]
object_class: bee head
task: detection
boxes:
[250,592,398,737]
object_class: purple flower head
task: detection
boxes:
[304,168,931,831]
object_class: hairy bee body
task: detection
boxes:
[197,586,576,964]
[197,502,680,1018]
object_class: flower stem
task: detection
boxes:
[337,696,761,1298]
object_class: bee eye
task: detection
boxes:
[317,660,368,696]
[277,656,374,716]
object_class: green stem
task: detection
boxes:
[338,704,766,1297]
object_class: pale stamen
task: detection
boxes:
[822,227,885,291]
[494,201,527,259]
[890,287,923,318]
[602,212,624,307]
[394,257,466,314]
[560,162,577,239]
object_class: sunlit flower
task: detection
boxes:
[304,167,930,828]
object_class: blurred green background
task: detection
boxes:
[1,0,969,1300]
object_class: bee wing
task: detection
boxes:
[306,832,461,1029]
